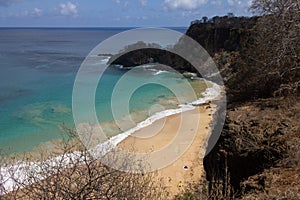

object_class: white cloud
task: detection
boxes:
[226,0,253,15]
[164,0,208,10]
[59,2,78,17]
[227,0,252,7]
[139,0,147,6]
[33,8,42,16]
[246,0,253,6]
[181,10,201,17]
[114,0,120,4]
[13,8,42,17]
[227,0,233,6]
[227,0,239,6]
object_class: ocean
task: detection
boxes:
[0,27,216,154]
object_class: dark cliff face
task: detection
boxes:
[185,16,258,56]
[186,24,239,54]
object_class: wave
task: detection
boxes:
[138,64,157,69]
[191,81,221,106]
[99,56,110,64]
[153,70,167,75]
[112,63,167,73]
[92,104,196,157]
[113,65,135,70]
[147,68,168,76]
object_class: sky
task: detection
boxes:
[0,0,253,27]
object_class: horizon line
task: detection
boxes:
[0,26,188,29]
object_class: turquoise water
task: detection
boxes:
[0,28,197,153]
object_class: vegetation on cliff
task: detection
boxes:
[199,0,300,199]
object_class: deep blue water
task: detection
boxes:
[0,27,191,153]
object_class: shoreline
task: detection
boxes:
[117,103,217,195]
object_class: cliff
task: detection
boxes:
[186,16,258,55]
[173,15,299,199]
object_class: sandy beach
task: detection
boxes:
[118,103,217,195]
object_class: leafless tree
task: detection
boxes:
[229,0,300,99]
[0,127,169,200]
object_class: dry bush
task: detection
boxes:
[0,127,169,200]
[226,0,300,101]
[173,179,209,200]
[203,96,300,199]
[240,100,300,200]
[172,173,236,200]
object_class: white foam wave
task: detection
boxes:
[138,64,157,69]
[191,81,221,106]
[147,68,167,76]
[98,56,110,64]
[92,104,195,158]
[0,151,85,194]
